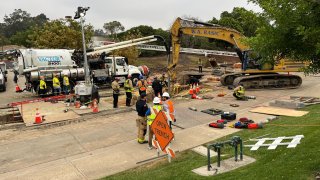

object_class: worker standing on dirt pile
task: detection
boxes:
[152,76,162,97]
[39,76,47,98]
[137,75,147,95]
[124,75,134,106]
[53,73,61,95]
[198,58,203,73]
[112,77,120,108]
[146,97,162,149]
[162,92,176,129]
[135,93,149,144]
[63,73,70,95]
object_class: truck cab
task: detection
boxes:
[104,56,129,84]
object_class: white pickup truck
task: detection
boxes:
[0,62,8,92]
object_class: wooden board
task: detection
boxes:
[19,101,80,126]
[250,106,308,117]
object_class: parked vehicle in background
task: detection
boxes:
[0,62,7,92]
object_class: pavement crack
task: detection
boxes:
[66,132,89,152]
[65,158,89,180]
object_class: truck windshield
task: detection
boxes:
[116,58,126,66]
[104,59,112,64]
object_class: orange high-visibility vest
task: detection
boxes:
[166,99,175,120]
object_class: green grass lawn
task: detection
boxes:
[104,105,320,180]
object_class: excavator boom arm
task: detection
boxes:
[169,18,248,78]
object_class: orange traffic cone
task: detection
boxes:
[189,84,193,95]
[92,99,99,113]
[34,108,42,124]
[75,101,81,108]
[196,83,200,93]
[193,83,197,95]
[15,84,22,92]
[88,102,92,109]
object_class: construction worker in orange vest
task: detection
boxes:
[137,75,147,95]
[162,92,176,129]
[146,96,162,149]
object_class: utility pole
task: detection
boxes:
[74,7,90,85]
[74,7,97,103]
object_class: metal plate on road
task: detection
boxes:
[151,110,174,151]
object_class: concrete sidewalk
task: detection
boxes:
[0,75,319,179]
[0,123,241,179]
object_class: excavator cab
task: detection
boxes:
[239,50,265,71]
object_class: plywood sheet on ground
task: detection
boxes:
[19,102,80,126]
[250,106,308,117]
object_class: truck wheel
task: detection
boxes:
[3,85,6,92]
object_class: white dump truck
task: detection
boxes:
[0,62,7,92]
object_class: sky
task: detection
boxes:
[0,0,261,30]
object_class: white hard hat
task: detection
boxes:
[163,92,170,98]
[153,97,161,104]
[64,72,68,76]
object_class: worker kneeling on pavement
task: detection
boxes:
[135,93,149,144]
[162,92,176,129]
[146,97,162,149]
[233,85,246,100]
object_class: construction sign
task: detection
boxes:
[151,110,174,151]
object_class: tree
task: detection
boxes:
[0,9,49,46]
[29,19,93,49]
[94,29,105,36]
[103,21,124,40]
[0,35,10,52]
[247,0,320,74]
[3,9,34,38]
[217,7,264,37]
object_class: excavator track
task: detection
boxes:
[220,73,242,86]
[232,74,302,89]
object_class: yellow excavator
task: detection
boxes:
[169,17,305,89]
